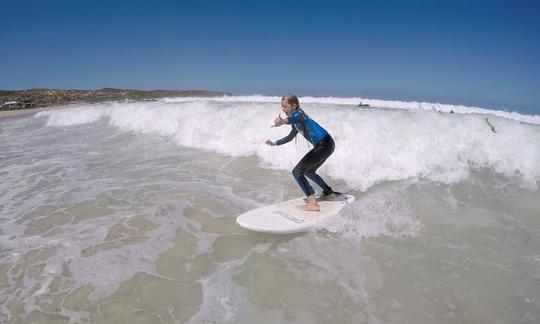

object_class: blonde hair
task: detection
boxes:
[281,94,300,109]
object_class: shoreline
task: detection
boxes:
[0,103,96,120]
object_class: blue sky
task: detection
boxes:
[1,0,539,114]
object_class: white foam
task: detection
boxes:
[317,184,422,239]
[36,104,112,126]
[162,95,540,125]
[39,99,540,190]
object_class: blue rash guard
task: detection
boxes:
[275,109,328,146]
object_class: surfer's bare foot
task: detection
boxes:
[297,195,320,212]
[297,204,320,212]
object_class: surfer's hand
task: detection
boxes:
[273,116,286,127]
[265,139,275,146]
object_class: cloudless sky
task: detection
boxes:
[1,0,539,114]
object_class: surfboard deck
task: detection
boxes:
[236,194,355,234]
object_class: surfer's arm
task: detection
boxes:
[275,127,298,145]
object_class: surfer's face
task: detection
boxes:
[281,100,295,116]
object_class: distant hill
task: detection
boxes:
[0,88,232,111]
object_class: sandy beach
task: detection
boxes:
[0,103,95,120]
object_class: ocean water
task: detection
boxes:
[0,96,539,323]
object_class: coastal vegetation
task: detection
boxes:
[0,88,232,111]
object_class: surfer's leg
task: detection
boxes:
[293,135,336,211]
[305,168,331,192]
[292,139,328,196]
[305,134,335,193]
[292,150,321,211]
[292,169,319,211]
[305,154,332,190]
[292,163,316,197]
[306,160,339,196]
[293,151,330,210]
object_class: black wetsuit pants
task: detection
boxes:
[292,134,334,196]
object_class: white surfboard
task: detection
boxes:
[236,194,355,234]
